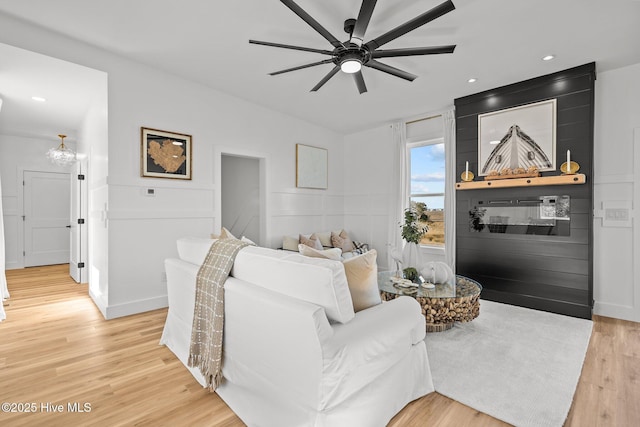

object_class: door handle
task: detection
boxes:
[66,225,71,228]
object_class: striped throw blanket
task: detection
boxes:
[188,238,249,391]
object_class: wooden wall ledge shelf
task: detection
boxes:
[456,174,586,190]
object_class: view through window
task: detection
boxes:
[409,139,445,247]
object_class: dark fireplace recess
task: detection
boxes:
[454,63,594,319]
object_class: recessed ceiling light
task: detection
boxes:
[31,96,46,102]
[468,78,477,83]
[542,55,555,61]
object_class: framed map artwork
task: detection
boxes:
[141,127,192,179]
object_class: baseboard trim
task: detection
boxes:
[88,289,168,320]
[103,295,168,320]
[593,301,639,323]
[480,289,592,319]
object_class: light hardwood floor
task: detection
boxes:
[0,265,638,426]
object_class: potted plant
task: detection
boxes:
[400,202,430,273]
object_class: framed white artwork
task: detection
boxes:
[296,144,328,189]
[478,99,557,176]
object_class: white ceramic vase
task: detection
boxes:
[401,242,424,271]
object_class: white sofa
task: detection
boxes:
[160,238,434,427]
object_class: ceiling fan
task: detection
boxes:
[249,0,457,94]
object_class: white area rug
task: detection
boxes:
[425,300,593,427]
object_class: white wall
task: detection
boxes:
[103,59,344,318]
[593,62,640,322]
[344,125,394,271]
[344,124,447,271]
[0,134,77,270]
[0,14,344,319]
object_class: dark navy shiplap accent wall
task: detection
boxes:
[454,63,595,319]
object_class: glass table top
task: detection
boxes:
[377,270,482,299]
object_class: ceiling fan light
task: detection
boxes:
[341,59,362,74]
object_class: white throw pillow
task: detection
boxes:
[282,235,299,251]
[298,244,342,261]
[315,231,333,248]
[241,236,256,246]
[342,249,381,312]
[176,237,216,265]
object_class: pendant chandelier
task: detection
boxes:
[46,134,76,166]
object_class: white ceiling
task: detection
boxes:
[0,0,639,136]
[0,42,106,142]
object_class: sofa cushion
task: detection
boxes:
[343,249,381,312]
[298,244,342,261]
[232,246,355,324]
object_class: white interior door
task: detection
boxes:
[23,171,71,267]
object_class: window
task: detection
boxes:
[408,138,445,247]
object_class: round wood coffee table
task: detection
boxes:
[378,271,482,332]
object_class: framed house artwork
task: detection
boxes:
[478,99,557,176]
[296,144,328,189]
[141,127,192,180]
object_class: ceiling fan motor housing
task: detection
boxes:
[336,46,369,68]
[250,0,457,93]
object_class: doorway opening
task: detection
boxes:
[216,149,268,246]
[0,42,108,290]
[221,155,260,243]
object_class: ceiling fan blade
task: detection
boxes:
[270,59,335,76]
[372,45,456,58]
[311,65,341,91]
[351,0,378,47]
[365,59,417,81]
[249,40,334,55]
[280,0,343,48]
[353,71,368,94]
[365,0,455,50]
